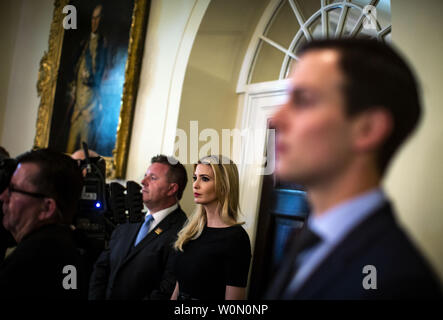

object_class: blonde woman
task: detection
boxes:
[171,155,251,300]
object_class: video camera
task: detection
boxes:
[0,154,17,194]
[75,143,144,245]
[0,152,18,258]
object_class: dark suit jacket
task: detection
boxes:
[89,206,187,300]
[267,202,442,299]
[0,224,87,299]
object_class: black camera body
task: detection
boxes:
[0,154,18,260]
[0,156,17,194]
[75,154,144,246]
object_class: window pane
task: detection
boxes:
[342,7,363,37]
[265,0,301,49]
[284,34,307,79]
[309,17,323,38]
[327,8,342,36]
[250,40,286,83]
[376,0,391,30]
[285,58,297,79]
[293,34,307,55]
[296,0,321,24]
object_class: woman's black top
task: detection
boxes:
[174,224,251,300]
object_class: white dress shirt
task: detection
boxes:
[145,203,178,233]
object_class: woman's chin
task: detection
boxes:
[194,198,206,205]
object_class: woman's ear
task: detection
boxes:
[352,108,393,152]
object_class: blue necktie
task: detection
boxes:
[134,214,154,246]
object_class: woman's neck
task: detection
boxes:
[204,202,230,228]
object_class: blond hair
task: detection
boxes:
[174,155,243,251]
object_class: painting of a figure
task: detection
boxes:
[49,0,135,157]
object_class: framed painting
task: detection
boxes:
[34,0,150,178]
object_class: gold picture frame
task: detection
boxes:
[34,0,150,179]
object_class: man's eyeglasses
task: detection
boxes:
[7,185,49,199]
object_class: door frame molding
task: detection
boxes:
[237,79,289,246]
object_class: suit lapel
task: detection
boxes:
[120,209,180,266]
[110,222,140,272]
[293,202,396,299]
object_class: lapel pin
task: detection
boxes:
[154,228,163,235]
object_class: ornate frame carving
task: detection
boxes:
[35,0,150,179]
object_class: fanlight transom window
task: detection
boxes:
[248,0,391,84]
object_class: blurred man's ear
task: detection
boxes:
[167,183,179,198]
[38,198,58,222]
[351,108,393,153]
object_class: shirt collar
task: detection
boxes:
[146,203,178,222]
[308,188,386,244]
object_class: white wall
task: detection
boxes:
[124,0,210,183]
[0,0,53,156]
[385,0,443,280]
[0,0,22,144]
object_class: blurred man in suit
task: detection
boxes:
[89,155,188,299]
[0,148,86,299]
[268,39,442,299]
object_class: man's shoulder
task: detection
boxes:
[110,221,138,238]
[342,203,429,265]
[20,224,75,247]
[359,204,427,256]
[2,225,82,269]
[295,203,442,299]
[165,206,187,224]
[337,203,441,294]
[174,206,188,220]
[366,212,439,280]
